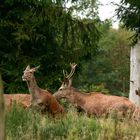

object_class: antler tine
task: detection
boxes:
[66,63,77,79]
[63,70,66,77]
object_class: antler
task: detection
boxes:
[63,63,77,79]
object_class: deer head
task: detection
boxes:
[54,63,77,99]
[22,65,40,82]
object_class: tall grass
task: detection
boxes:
[6,104,140,140]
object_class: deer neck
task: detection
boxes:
[69,89,86,109]
[26,76,40,100]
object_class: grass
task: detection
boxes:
[5,104,140,140]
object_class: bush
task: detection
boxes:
[79,83,109,94]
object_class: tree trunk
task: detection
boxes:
[129,36,140,106]
[0,73,5,140]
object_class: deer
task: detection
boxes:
[4,94,31,111]
[54,63,135,118]
[22,65,64,116]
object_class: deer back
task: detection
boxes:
[4,94,31,111]
[82,93,135,116]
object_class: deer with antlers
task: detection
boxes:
[54,63,135,117]
[22,65,64,116]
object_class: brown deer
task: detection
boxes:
[54,63,135,117]
[4,94,31,111]
[22,65,64,116]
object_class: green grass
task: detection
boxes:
[6,104,140,140]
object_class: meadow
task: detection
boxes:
[6,103,140,140]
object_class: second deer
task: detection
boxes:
[4,94,31,111]
[54,63,135,117]
[22,65,64,116]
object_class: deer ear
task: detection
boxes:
[32,65,40,72]
[35,65,40,70]
[25,65,30,70]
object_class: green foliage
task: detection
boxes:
[6,104,140,140]
[6,104,41,139]
[0,0,100,93]
[69,0,99,19]
[79,83,109,94]
[75,22,133,96]
[97,27,132,94]
[88,84,109,93]
[116,0,140,44]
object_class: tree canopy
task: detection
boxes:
[0,0,100,93]
[116,0,140,43]
[75,21,133,96]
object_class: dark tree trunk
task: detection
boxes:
[0,73,5,140]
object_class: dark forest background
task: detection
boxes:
[0,0,134,97]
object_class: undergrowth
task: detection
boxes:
[6,104,140,140]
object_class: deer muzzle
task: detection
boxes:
[22,76,27,81]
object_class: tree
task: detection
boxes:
[75,24,132,96]
[116,0,140,106]
[0,0,100,93]
[0,73,5,140]
[129,38,140,106]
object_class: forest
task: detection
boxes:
[0,0,133,96]
[0,0,140,140]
